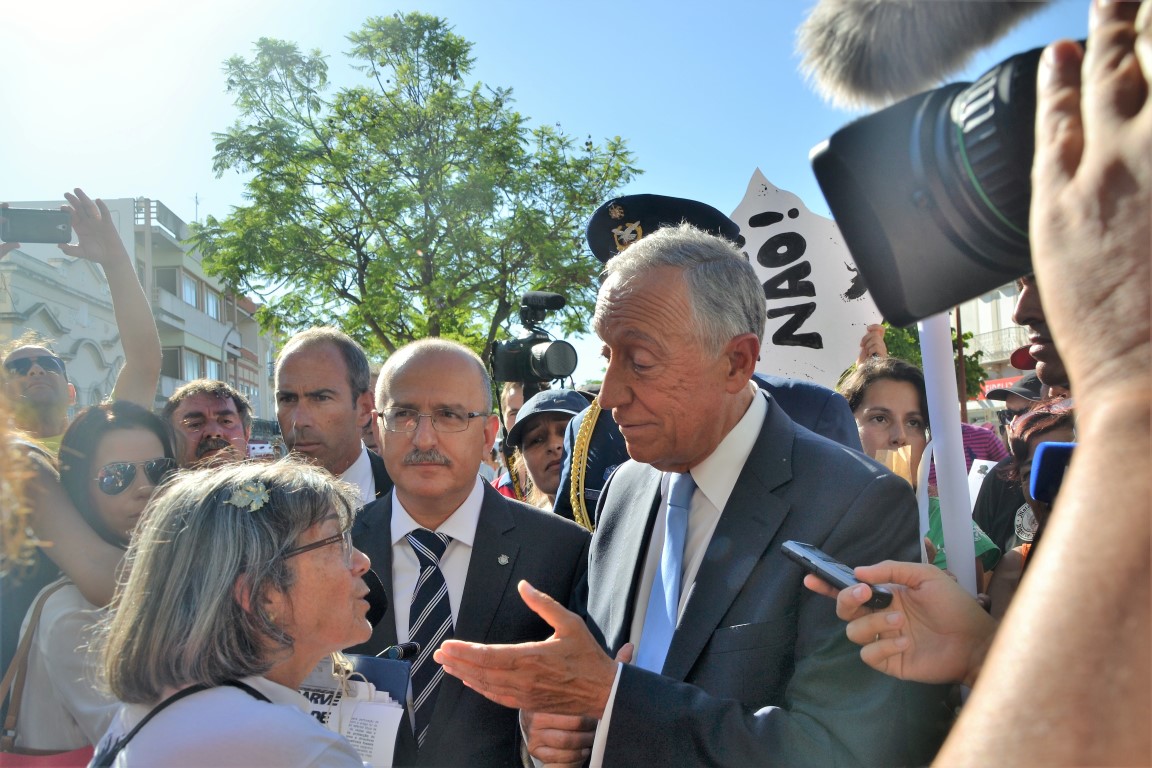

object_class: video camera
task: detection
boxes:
[489,291,577,385]
[812,44,1057,327]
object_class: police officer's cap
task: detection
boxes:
[586,193,744,264]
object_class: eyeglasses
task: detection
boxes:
[997,408,1029,426]
[4,354,67,377]
[284,528,354,568]
[95,458,177,496]
[379,407,487,433]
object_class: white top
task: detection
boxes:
[340,444,376,505]
[14,578,118,750]
[94,676,364,767]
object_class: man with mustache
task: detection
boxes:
[347,338,589,768]
[274,327,392,504]
[163,379,252,467]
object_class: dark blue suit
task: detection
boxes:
[553,374,861,524]
[348,485,590,767]
[585,393,949,765]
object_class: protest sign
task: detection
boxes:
[731,168,882,388]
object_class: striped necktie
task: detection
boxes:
[406,528,453,748]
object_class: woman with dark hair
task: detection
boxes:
[92,461,370,766]
[10,402,175,752]
[839,357,1000,577]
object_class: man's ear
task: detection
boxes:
[482,414,500,452]
[355,388,374,424]
[67,382,77,405]
[722,333,761,393]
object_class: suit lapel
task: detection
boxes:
[663,397,795,681]
[352,495,399,653]
[587,463,662,653]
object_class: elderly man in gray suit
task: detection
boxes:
[436,224,950,766]
[346,339,589,768]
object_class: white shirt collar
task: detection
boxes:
[242,675,313,714]
[688,382,767,512]
[389,475,484,548]
[339,444,374,505]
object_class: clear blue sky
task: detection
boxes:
[3,0,1087,383]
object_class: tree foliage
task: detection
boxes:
[192,13,639,361]
[882,322,988,400]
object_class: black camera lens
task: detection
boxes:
[812,45,1052,326]
[528,340,577,381]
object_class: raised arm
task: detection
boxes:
[937,1,1151,764]
[59,189,161,408]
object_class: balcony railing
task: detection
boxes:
[968,326,1028,362]
[135,199,189,242]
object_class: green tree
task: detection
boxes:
[192,13,638,362]
[882,323,987,400]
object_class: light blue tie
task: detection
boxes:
[635,471,697,673]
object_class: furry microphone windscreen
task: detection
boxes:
[796,0,1051,109]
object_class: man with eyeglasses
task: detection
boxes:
[346,338,589,768]
[162,379,253,467]
[274,327,392,505]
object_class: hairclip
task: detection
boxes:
[226,481,270,512]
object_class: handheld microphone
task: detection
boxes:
[377,642,421,661]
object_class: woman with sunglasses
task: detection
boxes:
[10,401,175,752]
[91,461,370,767]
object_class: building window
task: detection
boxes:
[155,267,178,296]
[205,357,221,381]
[183,351,202,380]
[161,348,181,379]
[205,289,222,320]
[181,273,199,307]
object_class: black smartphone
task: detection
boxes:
[782,540,893,609]
[1,208,72,243]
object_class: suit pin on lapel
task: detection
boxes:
[498,554,510,566]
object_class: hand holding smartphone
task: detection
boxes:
[782,540,893,609]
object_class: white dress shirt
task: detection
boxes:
[591,384,767,766]
[339,444,375,505]
[388,476,484,643]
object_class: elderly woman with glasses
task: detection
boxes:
[8,401,175,753]
[91,460,371,767]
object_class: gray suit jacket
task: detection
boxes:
[348,483,590,768]
[586,394,950,767]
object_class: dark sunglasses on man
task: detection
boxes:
[95,458,177,496]
[997,407,1029,427]
[4,354,68,378]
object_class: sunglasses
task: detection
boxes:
[997,408,1029,426]
[95,458,177,496]
[4,354,67,377]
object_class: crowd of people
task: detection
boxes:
[0,1,1147,765]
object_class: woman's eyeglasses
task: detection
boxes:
[4,354,67,377]
[284,528,354,568]
[95,458,177,496]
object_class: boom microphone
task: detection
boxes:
[796,0,1050,108]
[520,291,566,311]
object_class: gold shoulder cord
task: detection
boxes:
[569,398,602,532]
